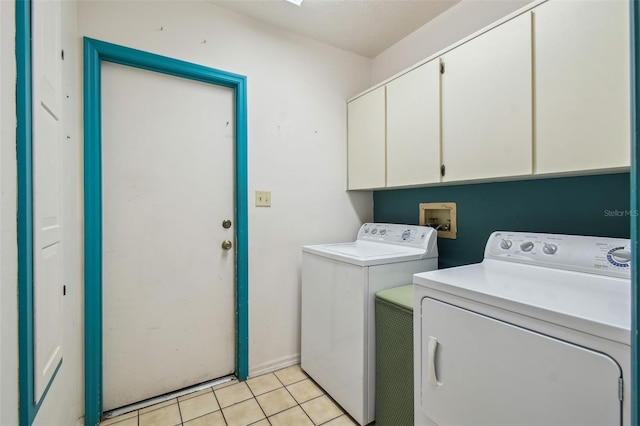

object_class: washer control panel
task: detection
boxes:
[358,223,437,250]
[485,231,631,279]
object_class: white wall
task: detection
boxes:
[78,0,373,378]
[371,0,534,84]
[0,0,18,424]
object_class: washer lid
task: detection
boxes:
[413,259,630,345]
[303,240,433,266]
[302,223,438,266]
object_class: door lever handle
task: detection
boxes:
[221,240,232,250]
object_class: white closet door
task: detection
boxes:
[32,0,64,403]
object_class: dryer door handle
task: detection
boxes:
[427,336,441,386]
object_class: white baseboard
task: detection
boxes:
[248,353,300,378]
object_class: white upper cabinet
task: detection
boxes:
[347,86,386,190]
[386,60,441,187]
[533,0,630,174]
[441,12,532,182]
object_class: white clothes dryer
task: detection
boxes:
[302,223,438,425]
[413,231,631,426]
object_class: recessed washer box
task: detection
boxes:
[419,202,457,239]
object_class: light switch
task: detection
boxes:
[255,191,271,207]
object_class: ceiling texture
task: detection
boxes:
[208,0,460,58]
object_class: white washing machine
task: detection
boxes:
[302,223,438,426]
[413,231,631,426]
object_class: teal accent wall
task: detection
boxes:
[374,173,630,269]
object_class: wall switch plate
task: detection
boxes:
[255,191,271,207]
[419,202,457,239]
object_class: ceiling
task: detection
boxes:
[208,0,460,58]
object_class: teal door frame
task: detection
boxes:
[83,38,249,426]
[630,0,639,423]
[16,1,64,424]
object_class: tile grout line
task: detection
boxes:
[279,373,320,425]
[211,384,230,426]
[298,379,348,426]
[253,384,295,419]
[254,369,318,424]
[253,371,299,421]
[317,390,355,426]
[297,392,334,426]
[176,396,184,426]
[245,376,270,423]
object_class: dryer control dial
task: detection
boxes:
[500,239,512,250]
[607,247,631,268]
[520,241,534,252]
[543,243,558,255]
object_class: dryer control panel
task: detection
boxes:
[485,231,631,279]
[358,223,437,251]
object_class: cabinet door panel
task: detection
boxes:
[348,87,386,190]
[534,0,630,174]
[387,61,440,187]
[441,13,532,182]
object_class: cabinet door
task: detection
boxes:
[387,61,440,187]
[534,0,630,174]
[347,87,386,190]
[441,13,532,182]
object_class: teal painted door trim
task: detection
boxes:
[17,0,65,423]
[83,37,250,426]
[16,0,35,423]
[630,0,639,423]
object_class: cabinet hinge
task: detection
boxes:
[440,62,445,74]
[618,378,623,401]
[440,164,446,177]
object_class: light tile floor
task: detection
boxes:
[99,365,357,426]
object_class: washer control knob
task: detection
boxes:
[500,239,512,250]
[380,229,387,236]
[520,241,534,252]
[611,249,631,264]
[371,228,378,235]
[543,243,558,255]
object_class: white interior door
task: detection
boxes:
[102,62,235,410]
[32,0,64,403]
